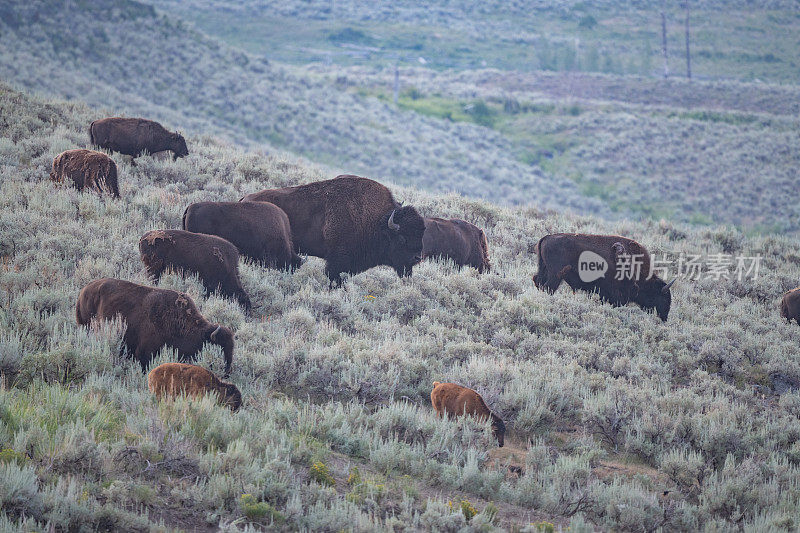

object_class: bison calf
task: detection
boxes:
[781,288,800,324]
[423,217,490,273]
[50,149,119,197]
[183,201,302,270]
[431,381,505,447]
[90,117,188,162]
[139,230,251,311]
[76,278,234,375]
[148,362,242,411]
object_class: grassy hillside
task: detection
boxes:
[2,81,800,530]
[310,65,800,233]
[3,0,798,234]
[151,0,800,82]
[0,0,610,216]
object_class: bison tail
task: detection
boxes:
[88,120,96,146]
[181,205,190,230]
[108,162,120,198]
[75,298,89,326]
[478,229,490,273]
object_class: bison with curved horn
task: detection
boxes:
[242,175,426,285]
[533,233,676,321]
[89,117,189,162]
[76,278,234,375]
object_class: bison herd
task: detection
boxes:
[48,115,799,444]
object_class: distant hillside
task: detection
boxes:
[2,80,800,532]
[310,65,800,233]
[152,0,800,82]
[0,0,612,216]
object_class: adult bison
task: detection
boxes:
[242,175,426,284]
[76,278,234,375]
[532,233,675,321]
[89,117,189,162]
[49,149,119,197]
[780,288,800,324]
[139,230,251,311]
[182,201,302,271]
[423,217,490,273]
[431,381,505,447]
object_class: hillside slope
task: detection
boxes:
[310,64,800,233]
[0,0,611,216]
[153,0,800,82]
[2,83,800,530]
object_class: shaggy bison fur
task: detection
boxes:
[139,230,251,311]
[533,233,675,321]
[781,288,800,324]
[89,117,188,161]
[182,201,302,270]
[431,381,505,447]
[76,278,234,375]
[423,217,490,272]
[242,175,426,284]
[148,362,241,411]
[49,149,119,197]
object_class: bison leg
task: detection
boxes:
[144,262,165,283]
[536,268,564,294]
[324,256,350,287]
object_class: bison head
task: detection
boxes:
[207,324,234,375]
[170,132,189,160]
[222,382,242,411]
[380,205,426,277]
[635,277,675,321]
[491,413,505,447]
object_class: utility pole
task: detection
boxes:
[684,1,692,79]
[393,63,399,104]
[661,10,669,78]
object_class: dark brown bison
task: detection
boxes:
[49,149,119,197]
[182,201,302,270]
[76,278,234,375]
[780,288,800,324]
[139,230,251,311]
[532,233,675,321]
[423,217,490,273]
[242,175,426,284]
[148,363,242,411]
[431,381,505,447]
[89,117,189,162]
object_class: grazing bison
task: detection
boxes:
[780,288,800,324]
[89,117,189,162]
[182,201,302,270]
[76,278,234,375]
[49,149,119,197]
[139,230,251,311]
[242,175,426,284]
[532,233,675,321]
[148,363,242,411]
[423,217,490,273]
[431,381,505,447]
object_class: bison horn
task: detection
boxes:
[387,209,400,231]
[662,277,677,293]
[210,325,222,340]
